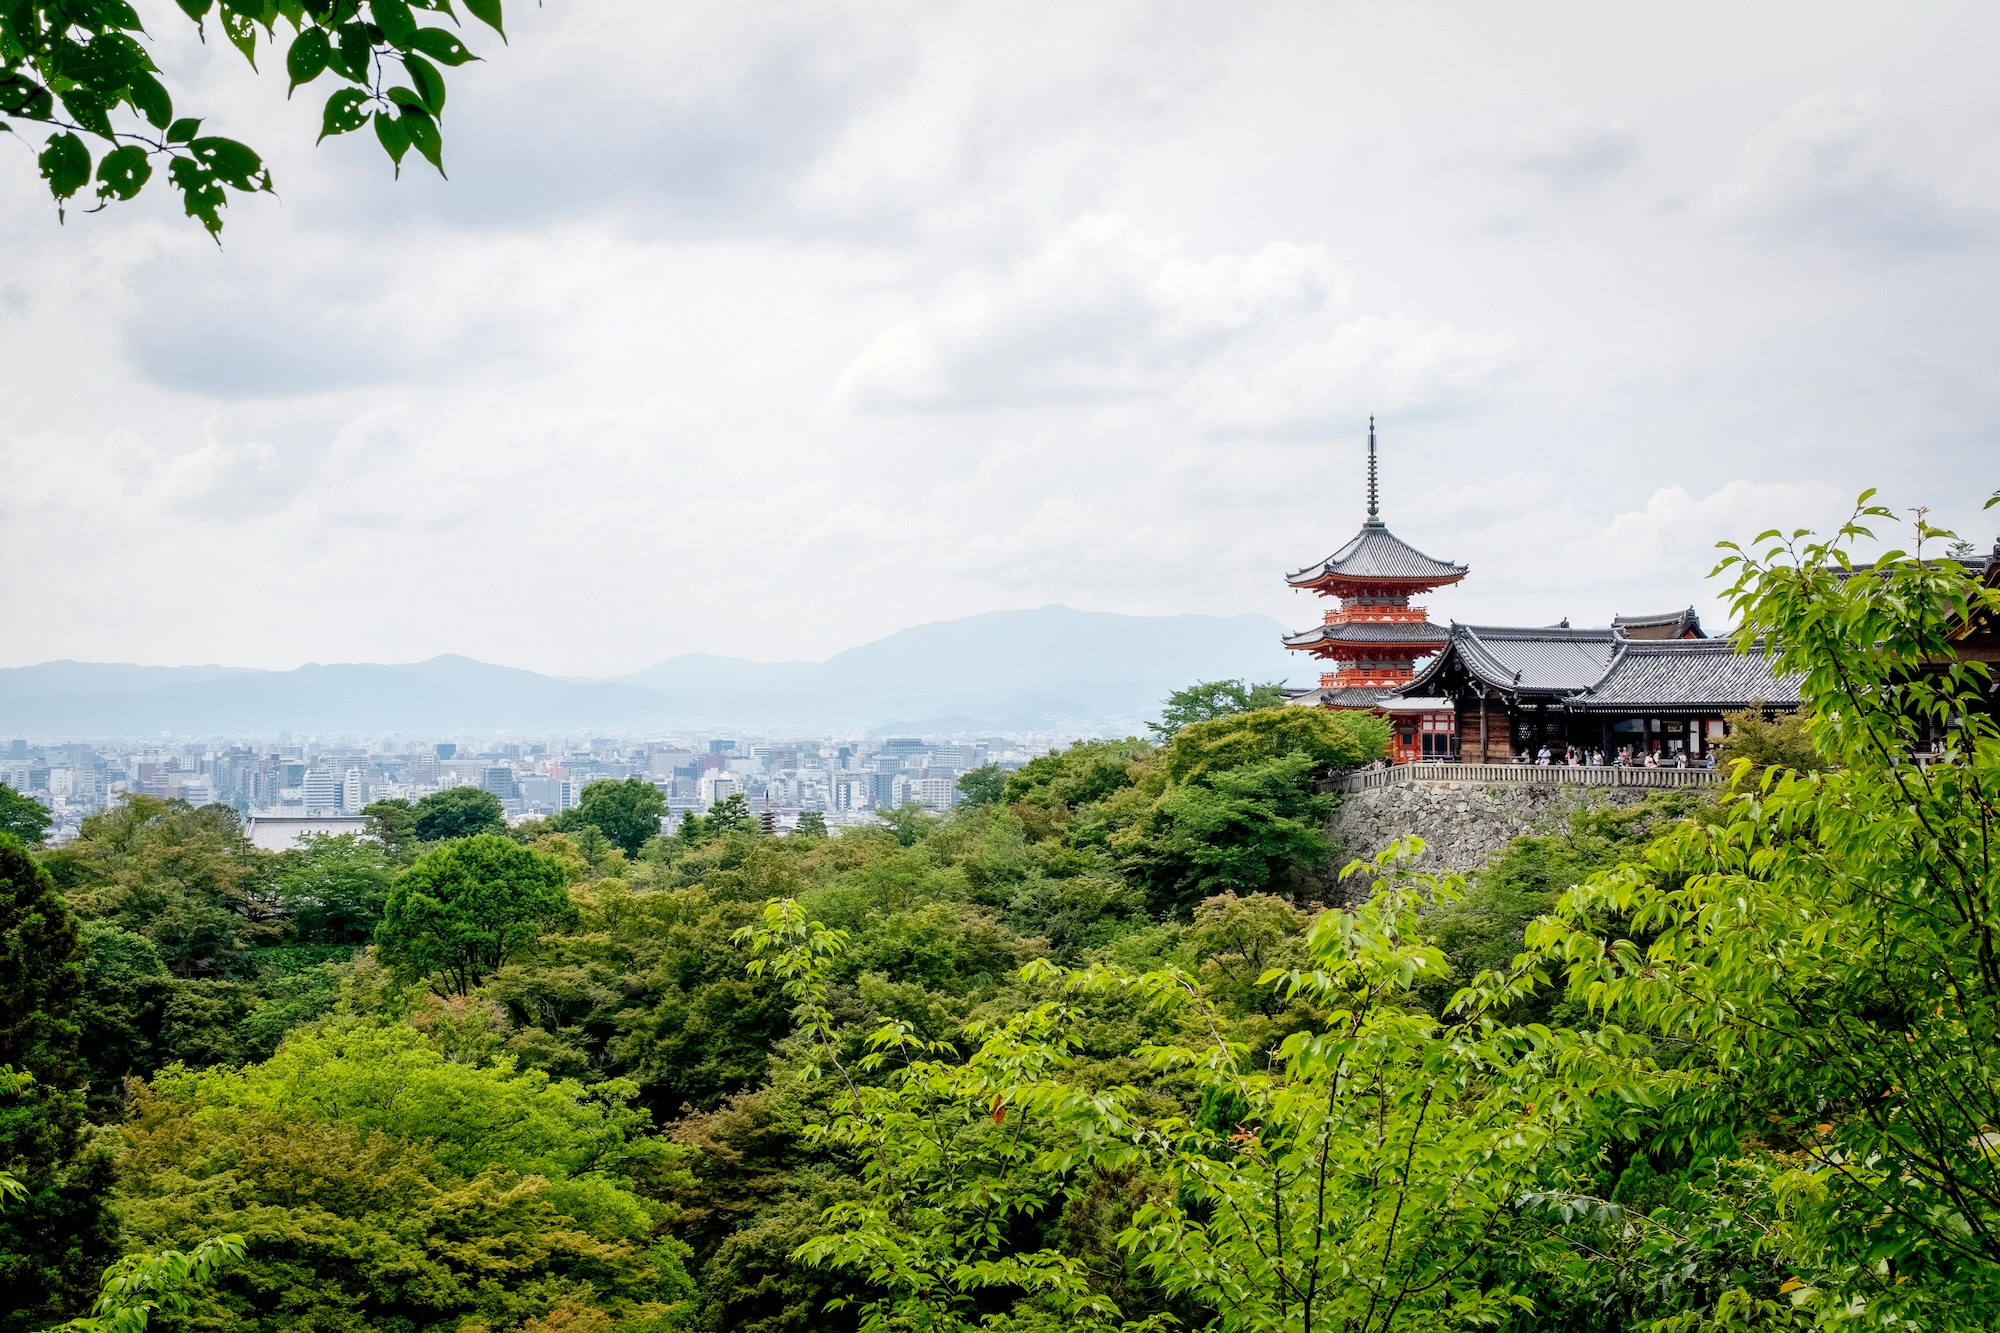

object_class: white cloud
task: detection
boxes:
[1187,315,1520,436]
[1722,89,1992,250]
[1410,477,1853,630]
[833,215,1346,409]
[1520,118,1640,193]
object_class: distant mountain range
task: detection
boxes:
[0,605,1309,739]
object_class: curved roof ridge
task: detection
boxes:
[1286,522,1468,587]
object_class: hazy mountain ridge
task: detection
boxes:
[0,606,1306,738]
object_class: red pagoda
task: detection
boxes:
[1283,420,1466,758]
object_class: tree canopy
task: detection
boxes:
[0,784,51,845]
[571,777,668,857]
[0,838,112,1330]
[375,834,576,996]
[1149,677,1292,739]
[410,785,506,843]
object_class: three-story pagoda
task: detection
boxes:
[1283,420,1467,709]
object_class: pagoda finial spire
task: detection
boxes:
[1364,416,1382,527]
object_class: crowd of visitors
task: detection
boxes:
[1514,742,1709,768]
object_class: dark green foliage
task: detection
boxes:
[1,0,509,234]
[677,792,758,846]
[47,797,275,978]
[411,785,506,842]
[0,783,50,844]
[794,810,829,837]
[0,837,114,1329]
[1158,705,1388,785]
[1149,677,1292,738]
[955,764,1005,806]
[1117,753,1335,917]
[873,801,939,847]
[71,920,261,1110]
[574,776,668,856]
[376,835,577,996]
[273,834,391,943]
[361,797,418,861]
[1004,738,1149,808]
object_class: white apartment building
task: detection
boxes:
[698,773,742,809]
[302,769,340,812]
[915,776,958,812]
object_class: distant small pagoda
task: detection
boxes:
[1282,419,1466,708]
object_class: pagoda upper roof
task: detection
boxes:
[1287,521,1468,590]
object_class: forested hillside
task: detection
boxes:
[2,498,1998,1332]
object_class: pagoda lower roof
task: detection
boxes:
[1282,620,1450,651]
[1288,520,1468,590]
[1287,684,1403,709]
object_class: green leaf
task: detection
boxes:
[168,154,229,237]
[336,23,375,80]
[373,107,410,175]
[66,33,154,89]
[38,131,91,202]
[318,87,370,141]
[398,105,443,175]
[371,0,418,47]
[56,87,116,142]
[409,26,477,65]
[463,0,503,40]
[401,52,445,115]
[177,0,216,18]
[187,136,268,189]
[128,70,173,128]
[0,72,55,121]
[95,144,153,201]
[101,0,148,29]
[287,26,331,95]
[221,8,261,66]
[166,117,203,145]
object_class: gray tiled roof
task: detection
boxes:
[1612,607,1704,637]
[1409,623,1620,694]
[1286,684,1400,709]
[1287,522,1468,586]
[1281,620,1451,649]
[1566,638,1802,711]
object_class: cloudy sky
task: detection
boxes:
[3,0,1995,679]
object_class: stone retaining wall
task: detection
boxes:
[1329,780,1651,876]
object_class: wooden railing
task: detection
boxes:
[1329,763,1721,794]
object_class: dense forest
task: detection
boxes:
[3,498,1998,1332]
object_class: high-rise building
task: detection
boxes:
[343,768,365,812]
[479,766,519,800]
[302,769,340,811]
[698,773,741,808]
